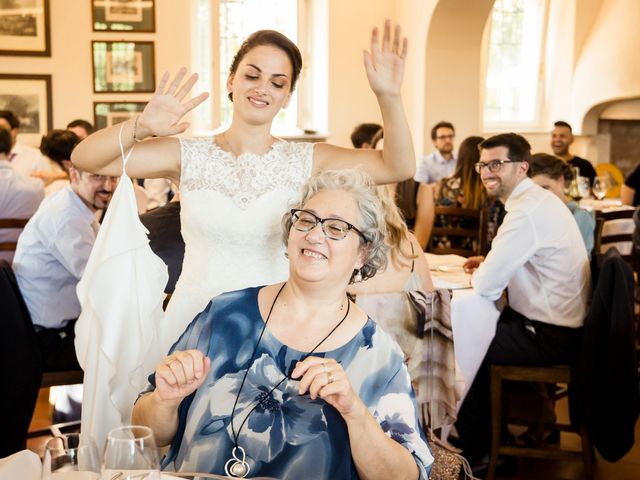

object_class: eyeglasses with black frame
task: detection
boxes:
[474,159,521,174]
[290,209,368,242]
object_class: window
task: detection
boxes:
[193,0,326,136]
[483,0,547,128]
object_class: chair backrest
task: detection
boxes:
[570,248,639,462]
[0,259,43,456]
[594,208,637,272]
[428,206,487,257]
[0,218,28,252]
[355,288,458,431]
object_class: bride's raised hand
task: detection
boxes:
[137,67,209,138]
[363,19,408,99]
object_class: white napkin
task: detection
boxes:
[0,450,41,480]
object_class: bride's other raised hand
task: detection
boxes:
[363,19,408,99]
[137,67,210,139]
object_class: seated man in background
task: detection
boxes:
[550,121,596,184]
[621,163,640,207]
[350,122,382,149]
[455,133,590,467]
[66,119,95,141]
[13,167,118,371]
[0,110,48,177]
[0,127,44,263]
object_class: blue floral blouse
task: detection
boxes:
[144,287,433,479]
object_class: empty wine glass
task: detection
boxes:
[102,426,160,480]
[592,176,609,200]
[42,433,101,480]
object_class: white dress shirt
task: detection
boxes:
[0,160,45,263]
[10,142,48,176]
[472,178,590,328]
[13,186,97,329]
[414,150,457,184]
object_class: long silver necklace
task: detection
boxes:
[224,283,350,478]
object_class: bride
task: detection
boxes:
[71,20,416,347]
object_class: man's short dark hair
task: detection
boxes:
[67,119,95,135]
[553,121,572,133]
[0,127,12,155]
[0,110,19,130]
[350,123,382,148]
[40,130,80,169]
[480,133,532,176]
[431,121,455,140]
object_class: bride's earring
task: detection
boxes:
[352,268,363,283]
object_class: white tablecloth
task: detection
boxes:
[426,253,501,408]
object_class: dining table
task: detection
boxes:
[426,253,501,406]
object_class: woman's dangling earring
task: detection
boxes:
[352,268,363,283]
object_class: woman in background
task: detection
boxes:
[531,153,595,255]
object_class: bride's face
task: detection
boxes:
[227,45,293,125]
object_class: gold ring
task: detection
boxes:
[327,371,335,384]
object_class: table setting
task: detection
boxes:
[0,425,276,480]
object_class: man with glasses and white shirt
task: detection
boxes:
[452,133,590,469]
[414,121,456,184]
[13,167,118,372]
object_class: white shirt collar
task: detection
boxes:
[504,177,534,211]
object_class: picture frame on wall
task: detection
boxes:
[92,41,155,93]
[0,0,51,56]
[0,74,52,145]
[92,0,155,33]
[93,101,146,130]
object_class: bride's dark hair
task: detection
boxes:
[227,30,303,101]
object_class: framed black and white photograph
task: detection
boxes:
[93,101,145,130]
[92,0,155,33]
[0,74,52,144]
[92,41,155,93]
[0,0,51,56]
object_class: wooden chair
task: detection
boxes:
[0,218,28,252]
[594,208,637,272]
[486,250,637,480]
[427,207,487,257]
[487,365,595,480]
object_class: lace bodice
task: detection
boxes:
[164,137,314,333]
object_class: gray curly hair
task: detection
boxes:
[281,169,389,283]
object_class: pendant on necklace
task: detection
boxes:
[224,446,250,478]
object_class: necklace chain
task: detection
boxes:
[229,282,351,449]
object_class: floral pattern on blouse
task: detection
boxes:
[143,287,433,479]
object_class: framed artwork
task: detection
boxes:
[92,41,155,93]
[93,101,145,130]
[0,0,51,56]
[92,0,155,32]
[0,74,52,145]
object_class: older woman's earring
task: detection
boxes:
[352,269,363,283]
[284,251,289,259]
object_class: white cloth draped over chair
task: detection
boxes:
[75,137,168,450]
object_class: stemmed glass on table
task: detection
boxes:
[102,426,161,480]
[592,175,610,200]
[42,426,160,479]
[42,433,101,479]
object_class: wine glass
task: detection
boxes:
[577,176,591,200]
[592,176,609,200]
[102,426,160,480]
[42,433,101,480]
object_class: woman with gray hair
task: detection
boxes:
[132,169,433,479]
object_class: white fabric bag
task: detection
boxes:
[75,126,168,449]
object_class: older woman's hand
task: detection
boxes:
[292,357,366,420]
[154,349,211,406]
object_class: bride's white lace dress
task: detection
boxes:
[161,137,314,346]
